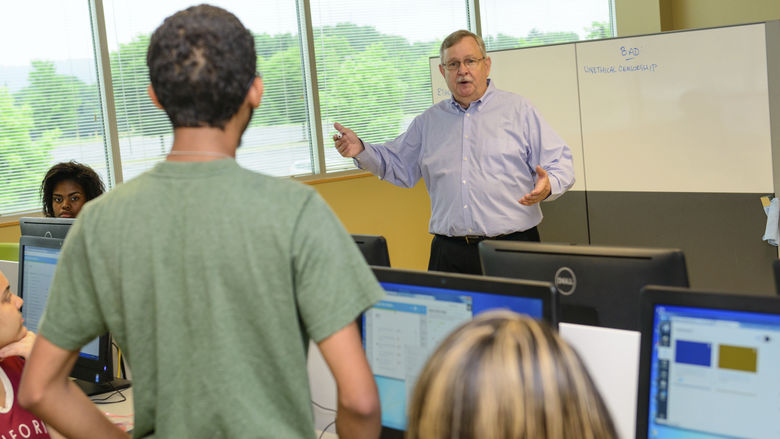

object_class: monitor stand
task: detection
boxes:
[74,378,131,396]
[559,304,600,326]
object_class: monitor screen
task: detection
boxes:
[17,236,128,395]
[479,241,689,331]
[352,234,391,267]
[363,267,556,438]
[637,286,780,439]
[19,217,75,240]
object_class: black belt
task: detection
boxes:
[437,232,518,245]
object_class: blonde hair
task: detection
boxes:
[406,310,617,439]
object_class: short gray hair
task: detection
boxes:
[439,30,487,63]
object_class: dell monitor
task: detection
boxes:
[479,241,689,331]
[637,285,780,439]
[352,234,391,267]
[17,235,130,395]
[363,266,556,438]
[19,217,75,240]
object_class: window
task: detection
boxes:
[0,1,111,217]
[479,0,615,51]
[0,0,615,218]
[103,0,312,179]
[309,0,470,172]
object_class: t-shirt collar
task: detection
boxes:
[151,157,238,177]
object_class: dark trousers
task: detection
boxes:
[428,227,540,275]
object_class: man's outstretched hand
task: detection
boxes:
[519,166,551,206]
[333,122,364,158]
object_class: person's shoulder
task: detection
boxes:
[491,85,533,107]
[429,98,455,114]
[234,165,317,199]
[410,99,456,126]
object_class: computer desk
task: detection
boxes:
[307,323,642,439]
[94,386,134,432]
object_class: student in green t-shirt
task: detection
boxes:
[18,5,383,439]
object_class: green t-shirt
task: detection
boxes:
[40,159,385,438]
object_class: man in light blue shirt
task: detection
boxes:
[334,29,574,274]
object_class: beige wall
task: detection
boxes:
[0,175,434,270]
[660,0,780,31]
[0,222,20,244]
[309,174,432,270]
[615,0,661,36]
[614,0,780,35]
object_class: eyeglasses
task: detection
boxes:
[442,57,484,71]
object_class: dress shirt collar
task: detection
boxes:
[448,79,495,113]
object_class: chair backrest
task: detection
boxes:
[0,242,19,262]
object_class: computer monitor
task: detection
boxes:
[479,241,689,331]
[19,217,75,240]
[363,266,556,438]
[351,234,391,266]
[637,285,780,439]
[17,235,130,395]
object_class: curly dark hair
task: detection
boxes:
[146,4,257,129]
[40,161,105,217]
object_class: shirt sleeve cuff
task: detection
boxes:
[354,141,379,174]
[545,173,564,201]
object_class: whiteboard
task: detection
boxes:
[430,22,776,194]
[577,24,772,193]
[430,44,586,191]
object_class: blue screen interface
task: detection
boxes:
[362,281,544,431]
[21,245,100,360]
[646,304,780,438]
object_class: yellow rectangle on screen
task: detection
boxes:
[718,345,757,372]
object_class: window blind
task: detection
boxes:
[0,1,110,217]
[309,0,470,172]
[103,0,313,180]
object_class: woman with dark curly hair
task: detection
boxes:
[40,162,105,218]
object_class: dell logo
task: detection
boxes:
[554,267,576,296]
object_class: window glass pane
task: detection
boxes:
[0,1,109,217]
[309,0,470,172]
[480,0,615,51]
[103,0,311,180]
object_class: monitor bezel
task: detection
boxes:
[19,217,76,240]
[352,234,391,267]
[17,235,117,388]
[365,266,557,438]
[636,285,780,439]
[370,266,557,326]
[479,240,689,330]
